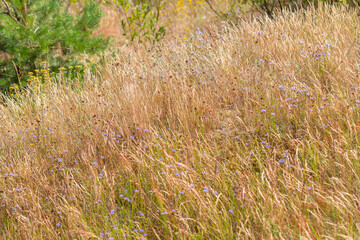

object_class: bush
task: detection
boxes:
[242,0,355,18]
[105,0,166,50]
[205,0,357,21]
[0,0,109,92]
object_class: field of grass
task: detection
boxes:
[1,3,360,239]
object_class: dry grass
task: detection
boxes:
[1,3,360,239]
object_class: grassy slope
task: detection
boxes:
[1,4,360,239]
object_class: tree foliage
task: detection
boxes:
[0,0,109,92]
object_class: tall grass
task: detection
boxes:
[1,4,360,239]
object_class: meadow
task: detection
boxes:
[1,2,360,239]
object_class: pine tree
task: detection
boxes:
[0,0,109,92]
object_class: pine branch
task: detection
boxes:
[1,0,17,22]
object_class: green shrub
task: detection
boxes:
[107,0,166,50]
[0,0,110,92]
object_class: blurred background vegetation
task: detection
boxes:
[0,0,359,93]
